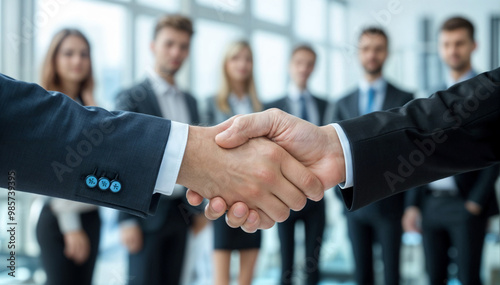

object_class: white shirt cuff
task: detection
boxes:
[153,121,189,196]
[330,123,353,189]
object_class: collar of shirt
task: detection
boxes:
[445,69,476,89]
[359,76,387,95]
[358,77,387,114]
[146,67,180,98]
[287,83,311,101]
[228,93,253,115]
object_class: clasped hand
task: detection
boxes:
[177,109,346,232]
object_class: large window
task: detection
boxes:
[192,19,244,101]
[35,0,128,108]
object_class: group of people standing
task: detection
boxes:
[34,13,497,285]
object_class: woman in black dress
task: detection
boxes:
[205,40,263,285]
[36,29,101,285]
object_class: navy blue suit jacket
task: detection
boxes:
[0,73,170,217]
[115,79,201,231]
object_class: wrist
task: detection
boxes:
[320,125,346,187]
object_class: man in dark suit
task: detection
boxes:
[402,17,499,285]
[214,66,500,234]
[115,14,203,285]
[331,27,413,285]
[265,45,327,285]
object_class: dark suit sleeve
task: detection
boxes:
[0,74,172,218]
[465,165,499,207]
[337,68,500,211]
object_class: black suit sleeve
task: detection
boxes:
[0,74,170,217]
[465,165,499,207]
[337,68,500,211]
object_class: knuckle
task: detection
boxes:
[301,172,321,191]
[275,208,290,223]
[254,169,276,185]
[291,195,307,211]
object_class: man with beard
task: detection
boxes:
[402,17,499,285]
[115,14,204,285]
[330,27,413,285]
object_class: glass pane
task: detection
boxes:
[135,15,156,81]
[330,1,346,45]
[330,50,349,100]
[192,19,244,101]
[197,0,245,14]
[294,0,327,42]
[137,0,180,11]
[252,30,290,103]
[252,0,289,26]
[308,44,328,98]
[35,0,127,109]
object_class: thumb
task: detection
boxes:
[215,110,274,149]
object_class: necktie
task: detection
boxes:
[299,95,309,122]
[365,87,376,114]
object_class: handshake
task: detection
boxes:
[177,108,346,233]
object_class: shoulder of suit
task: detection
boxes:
[336,89,358,104]
[117,79,152,98]
[264,96,287,110]
[386,82,414,98]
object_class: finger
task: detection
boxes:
[204,197,227,220]
[241,210,260,233]
[280,151,324,202]
[186,189,204,206]
[225,202,250,228]
[255,191,290,223]
[255,208,276,229]
[215,110,278,149]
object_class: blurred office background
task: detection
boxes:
[0,0,499,284]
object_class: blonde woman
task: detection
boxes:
[205,40,262,285]
[36,28,100,285]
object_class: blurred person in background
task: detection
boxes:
[330,26,413,285]
[205,40,262,285]
[36,28,101,285]
[115,14,205,285]
[265,44,327,285]
[402,16,500,285]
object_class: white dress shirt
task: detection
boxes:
[228,93,253,115]
[147,68,191,197]
[358,77,387,114]
[287,83,320,125]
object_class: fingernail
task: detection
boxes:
[247,211,258,224]
[233,204,247,218]
[212,200,225,213]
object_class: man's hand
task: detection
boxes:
[177,121,324,229]
[120,224,143,254]
[402,206,422,233]
[465,200,482,215]
[216,109,345,189]
[63,230,91,265]
[186,109,346,230]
